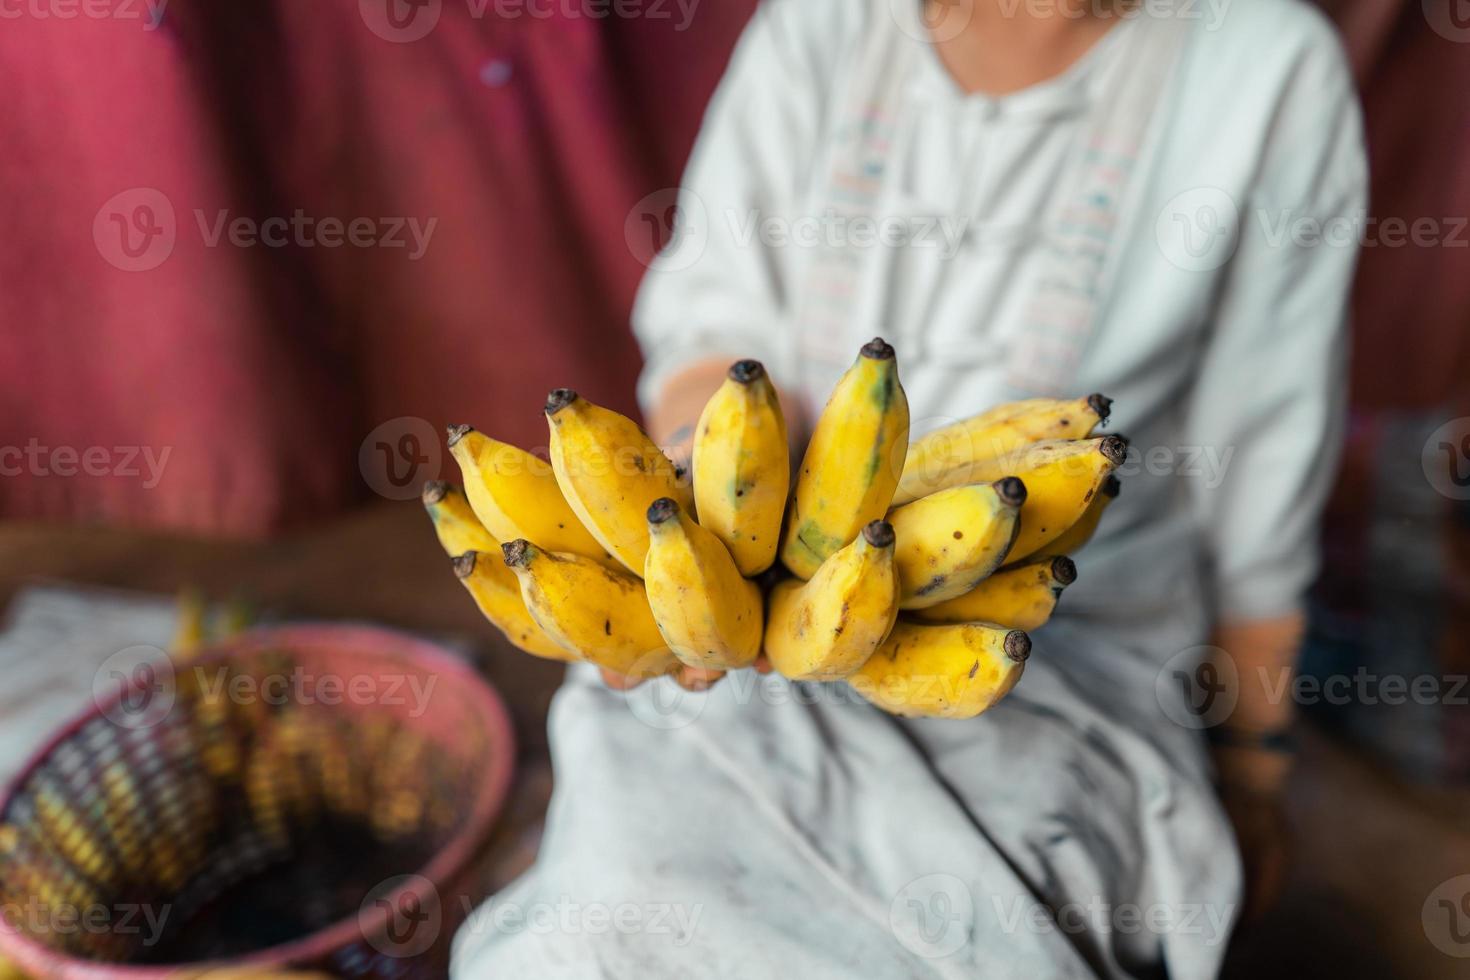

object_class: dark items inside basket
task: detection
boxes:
[0,638,500,972]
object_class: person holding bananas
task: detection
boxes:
[453,0,1366,976]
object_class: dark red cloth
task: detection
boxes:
[0,0,757,534]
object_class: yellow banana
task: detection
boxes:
[692,359,789,576]
[1033,474,1121,559]
[1004,436,1128,562]
[501,539,678,678]
[911,556,1077,630]
[446,426,612,566]
[765,520,900,681]
[422,480,499,556]
[429,480,573,660]
[887,477,1027,609]
[451,552,575,662]
[894,394,1112,505]
[644,497,763,671]
[781,338,910,579]
[852,621,1030,719]
[545,389,694,575]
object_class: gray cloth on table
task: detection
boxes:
[452,598,1241,980]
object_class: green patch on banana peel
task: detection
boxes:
[795,521,845,563]
[869,374,896,411]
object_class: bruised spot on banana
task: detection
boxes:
[692,360,789,577]
[887,476,1027,609]
[781,338,910,580]
[545,389,694,577]
[765,520,901,681]
[446,424,616,568]
[852,621,1031,720]
[895,393,1112,506]
[501,538,679,679]
[912,555,1077,631]
[644,496,763,672]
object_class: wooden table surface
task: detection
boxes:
[1,504,1466,978]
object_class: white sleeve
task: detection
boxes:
[1183,39,1368,623]
[630,0,836,414]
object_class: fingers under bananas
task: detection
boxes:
[546,389,694,576]
[692,360,789,577]
[764,520,900,681]
[501,539,679,678]
[422,480,500,556]
[887,477,1026,609]
[1032,474,1120,559]
[644,497,763,671]
[451,551,575,662]
[781,338,910,579]
[1003,436,1128,562]
[446,425,614,567]
[894,394,1112,505]
[852,621,1031,719]
[911,555,1077,630]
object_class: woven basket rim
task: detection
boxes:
[0,622,517,979]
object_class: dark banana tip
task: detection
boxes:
[545,388,578,415]
[1099,435,1128,467]
[1004,630,1032,663]
[451,552,478,579]
[1087,393,1113,424]
[728,359,765,384]
[421,480,450,505]
[446,424,472,448]
[1102,474,1122,498]
[860,337,895,360]
[862,519,895,549]
[1050,556,1078,587]
[501,539,532,568]
[995,476,1027,508]
[647,497,680,525]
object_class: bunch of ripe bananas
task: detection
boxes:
[424,338,1125,720]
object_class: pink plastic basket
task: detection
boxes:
[0,624,515,978]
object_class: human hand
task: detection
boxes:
[600,656,772,693]
[1212,741,1294,926]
